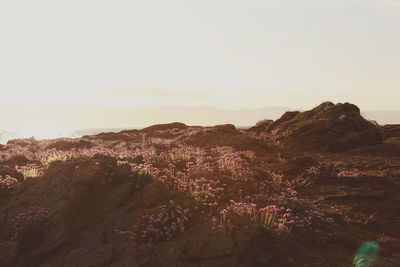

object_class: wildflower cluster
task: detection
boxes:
[36,148,74,164]
[0,127,336,244]
[0,145,36,162]
[0,175,18,197]
[15,164,45,178]
[166,146,207,163]
[189,177,224,204]
[218,200,295,235]
[295,165,338,186]
[213,146,254,180]
[131,201,191,244]
[0,175,18,188]
[213,176,334,236]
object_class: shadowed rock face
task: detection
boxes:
[260,102,383,152]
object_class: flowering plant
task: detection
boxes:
[131,201,191,244]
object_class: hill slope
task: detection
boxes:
[0,102,399,267]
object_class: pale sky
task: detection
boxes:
[0,0,399,134]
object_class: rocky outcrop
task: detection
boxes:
[248,120,274,133]
[7,137,39,147]
[184,124,271,152]
[141,122,188,134]
[254,102,383,151]
[45,139,94,150]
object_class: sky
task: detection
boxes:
[0,0,399,134]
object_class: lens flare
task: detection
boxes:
[354,241,380,267]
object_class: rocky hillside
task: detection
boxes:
[0,102,399,267]
[249,102,383,152]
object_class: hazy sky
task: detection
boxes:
[0,0,399,132]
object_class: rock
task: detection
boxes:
[248,120,274,133]
[260,102,383,151]
[45,139,94,150]
[142,122,188,134]
[94,132,135,142]
[214,124,237,133]
[7,137,39,147]
[268,111,301,131]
